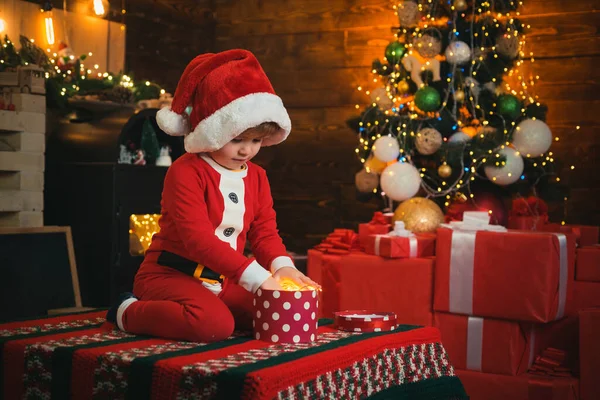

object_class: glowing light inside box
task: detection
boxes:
[129,214,161,255]
[279,278,320,292]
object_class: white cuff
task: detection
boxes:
[270,256,296,274]
[239,260,272,293]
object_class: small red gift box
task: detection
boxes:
[456,370,579,400]
[433,312,534,375]
[434,213,576,323]
[358,212,391,249]
[575,246,600,282]
[580,308,600,400]
[542,223,599,247]
[364,233,436,258]
[253,288,319,343]
[307,249,433,326]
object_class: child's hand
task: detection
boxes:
[259,277,283,291]
[273,267,322,290]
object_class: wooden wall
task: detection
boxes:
[208,0,600,252]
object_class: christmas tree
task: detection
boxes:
[348,0,571,226]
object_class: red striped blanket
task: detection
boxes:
[1,310,466,399]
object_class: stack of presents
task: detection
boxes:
[307,210,600,400]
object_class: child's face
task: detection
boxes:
[210,130,264,170]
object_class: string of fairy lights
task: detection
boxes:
[353,0,578,223]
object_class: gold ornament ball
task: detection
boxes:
[413,34,442,59]
[454,90,465,103]
[355,169,380,193]
[393,197,445,233]
[438,164,452,178]
[364,155,388,174]
[453,0,468,11]
[397,80,410,93]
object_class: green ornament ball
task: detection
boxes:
[385,41,406,65]
[415,86,441,112]
[496,94,522,119]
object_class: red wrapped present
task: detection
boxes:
[543,223,599,247]
[531,315,580,376]
[364,221,436,258]
[434,212,576,323]
[576,247,600,282]
[456,370,579,400]
[358,212,391,249]
[434,312,534,375]
[507,197,549,230]
[573,281,600,311]
[307,249,433,326]
[580,308,600,400]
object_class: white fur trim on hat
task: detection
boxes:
[184,92,292,153]
[156,107,190,137]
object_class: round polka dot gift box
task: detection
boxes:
[253,288,319,344]
[334,310,398,333]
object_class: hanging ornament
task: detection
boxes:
[453,90,465,103]
[385,41,407,65]
[414,34,442,59]
[397,80,410,93]
[512,119,553,156]
[380,162,422,201]
[370,87,393,109]
[444,41,471,65]
[495,34,520,60]
[372,136,400,162]
[438,163,452,178]
[453,0,468,11]
[56,42,76,71]
[496,94,522,120]
[414,86,441,112]
[393,197,445,233]
[364,154,388,174]
[484,147,524,186]
[355,169,380,193]
[401,53,442,87]
[415,128,443,155]
[397,0,420,27]
[448,131,471,144]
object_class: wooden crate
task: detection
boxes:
[0,211,43,227]
[0,110,45,133]
[0,131,45,153]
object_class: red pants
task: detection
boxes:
[122,257,254,342]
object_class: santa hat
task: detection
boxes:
[156,49,291,153]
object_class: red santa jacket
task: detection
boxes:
[146,153,294,293]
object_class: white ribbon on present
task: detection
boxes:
[443,212,569,320]
[373,221,418,257]
[466,316,484,371]
[466,317,538,371]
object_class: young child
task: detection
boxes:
[107,49,319,343]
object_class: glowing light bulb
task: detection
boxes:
[93,0,106,16]
[0,18,6,33]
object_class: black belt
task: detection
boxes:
[157,251,225,284]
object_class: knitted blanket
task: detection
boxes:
[1,310,467,399]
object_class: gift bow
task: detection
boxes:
[370,211,391,225]
[314,229,360,255]
[441,211,507,232]
[510,196,549,218]
[373,221,418,258]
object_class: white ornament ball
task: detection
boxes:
[415,128,443,155]
[355,169,379,193]
[484,147,524,186]
[372,136,400,162]
[369,87,393,110]
[512,119,553,157]
[380,162,422,201]
[445,41,471,65]
[448,131,471,144]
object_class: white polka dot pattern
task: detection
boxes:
[252,288,319,344]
